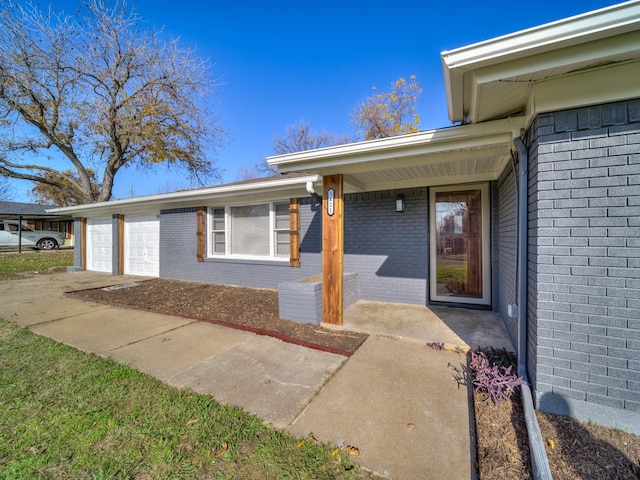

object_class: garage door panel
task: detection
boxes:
[124,215,160,277]
[87,218,113,273]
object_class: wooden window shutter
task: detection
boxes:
[196,207,205,262]
[289,198,300,267]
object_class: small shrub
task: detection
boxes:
[470,347,525,404]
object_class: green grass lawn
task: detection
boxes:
[0,320,371,479]
[436,262,467,285]
[0,250,74,280]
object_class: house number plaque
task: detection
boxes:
[327,188,335,216]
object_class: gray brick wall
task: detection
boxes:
[70,217,83,272]
[344,188,428,304]
[278,272,359,324]
[527,99,640,432]
[159,206,322,289]
[278,277,323,324]
[158,189,430,305]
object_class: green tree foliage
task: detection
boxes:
[351,76,422,140]
[0,0,223,204]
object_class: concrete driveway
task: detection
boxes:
[0,271,485,479]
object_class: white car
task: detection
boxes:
[0,220,66,249]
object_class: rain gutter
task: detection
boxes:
[513,136,553,480]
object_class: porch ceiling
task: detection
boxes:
[270,117,523,193]
[323,144,511,193]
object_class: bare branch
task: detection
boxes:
[0,175,16,201]
[0,0,223,203]
[237,121,352,181]
[272,121,352,155]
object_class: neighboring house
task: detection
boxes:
[0,201,74,246]
[54,1,640,434]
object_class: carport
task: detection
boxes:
[0,201,73,251]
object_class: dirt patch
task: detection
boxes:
[474,391,640,480]
[474,391,532,479]
[66,278,367,357]
[67,277,640,478]
[537,409,640,480]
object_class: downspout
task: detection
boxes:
[513,137,552,480]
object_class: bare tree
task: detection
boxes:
[0,175,15,201]
[235,164,262,181]
[153,179,194,194]
[0,0,223,204]
[241,121,352,179]
[272,121,351,155]
[351,76,422,140]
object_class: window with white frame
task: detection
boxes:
[209,203,290,259]
[211,208,226,255]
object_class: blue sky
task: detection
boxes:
[9,0,617,201]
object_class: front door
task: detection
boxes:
[429,184,491,305]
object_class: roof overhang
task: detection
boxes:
[0,202,73,220]
[49,174,322,218]
[268,117,524,192]
[442,0,640,124]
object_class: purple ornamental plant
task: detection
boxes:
[470,347,526,404]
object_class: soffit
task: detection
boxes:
[468,32,640,123]
[319,145,512,193]
[442,1,640,124]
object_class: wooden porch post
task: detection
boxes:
[322,174,344,325]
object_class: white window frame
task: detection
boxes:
[207,202,290,260]
[429,183,491,306]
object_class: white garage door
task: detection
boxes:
[124,214,160,277]
[86,218,113,273]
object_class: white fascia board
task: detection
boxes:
[47,174,322,217]
[473,30,640,86]
[441,0,640,122]
[268,117,524,172]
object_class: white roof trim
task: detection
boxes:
[48,174,321,215]
[268,117,524,171]
[442,0,640,123]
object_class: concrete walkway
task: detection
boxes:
[0,271,510,479]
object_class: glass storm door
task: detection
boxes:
[430,184,491,305]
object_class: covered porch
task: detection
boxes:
[344,300,514,352]
[269,116,524,329]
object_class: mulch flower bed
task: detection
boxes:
[66,278,368,357]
